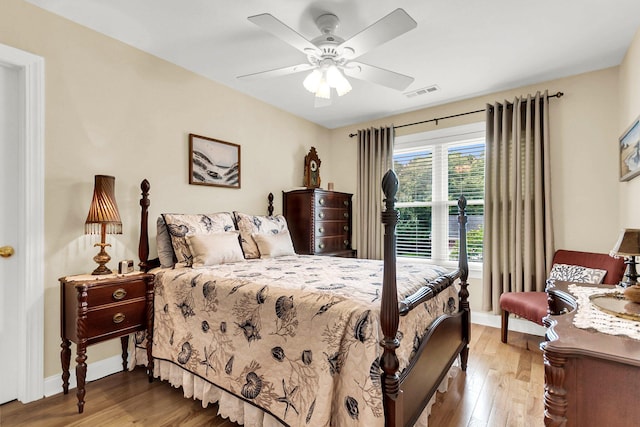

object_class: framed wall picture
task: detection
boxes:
[620,116,640,182]
[189,133,241,188]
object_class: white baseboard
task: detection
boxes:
[471,311,546,337]
[43,355,124,398]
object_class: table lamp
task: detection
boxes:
[85,175,122,275]
[611,228,640,302]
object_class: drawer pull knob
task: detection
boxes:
[343,212,349,218]
[318,227,324,233]
[318,212,325,219]
[112,288,127,300]
[343,200,349,206]
[319,198,325,205]
[113,313,126,324]
[319,243,325,249]
[343,225,349,231]
[344,240,349,246]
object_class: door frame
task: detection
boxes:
[0,43,45,403]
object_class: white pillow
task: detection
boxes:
[252,231,296,258]
[548,263,607,284]
[186,232,245,267]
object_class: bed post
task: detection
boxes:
[267,192,274,216]
[457,195,470,370]
[138,179,151,272]
[379,169,402,427]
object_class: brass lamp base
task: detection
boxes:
[624,285,640,304]
[92,242,113,275]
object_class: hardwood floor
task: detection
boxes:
[0,325,545,427]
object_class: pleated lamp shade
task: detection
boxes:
[85,175,122,235]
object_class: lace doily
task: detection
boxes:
[568,284,640,340]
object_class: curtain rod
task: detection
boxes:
[348,91,564,138]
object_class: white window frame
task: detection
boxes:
[394,122,485,272]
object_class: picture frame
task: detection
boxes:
[619,116,640,182]
[189,133,241,188]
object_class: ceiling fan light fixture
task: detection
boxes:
[304,65,351,98]
[315,79,331,99]
[327,67,352,96]
[335,80,352,96]
[303,69,323,93]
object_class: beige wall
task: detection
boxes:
[328,67,622,310]
[619,28,640,227]
[1,0,330,378]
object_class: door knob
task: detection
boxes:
[0,246,15,258]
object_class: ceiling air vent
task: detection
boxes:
[405,85,440,98]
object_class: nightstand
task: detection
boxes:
[59,272,154,413]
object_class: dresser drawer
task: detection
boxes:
[84,278,147,307]
[316,236,351,253]
[85,299,147,339]
[316,194,351,209]
[316,222,350,237]
[316,208,349,221]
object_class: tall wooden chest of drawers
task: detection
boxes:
[283,189,356,257]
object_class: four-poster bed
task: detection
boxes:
[135,169,470,427]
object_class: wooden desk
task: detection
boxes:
[542,281,640,426]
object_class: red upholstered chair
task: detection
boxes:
[499,249,626,343]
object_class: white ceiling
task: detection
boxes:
[27,0,640,129]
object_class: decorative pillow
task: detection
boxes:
[157,216,176,268]
[548,263,607,284]
[162,212,236,267]
[186,232,245,267]
[234,212,289,259]
[252,230,296,258]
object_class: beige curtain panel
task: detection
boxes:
[357,126,394,260]
[482,91,554,313]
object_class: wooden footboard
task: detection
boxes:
[379,169,470,427]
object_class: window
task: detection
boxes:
[393,122,485,265]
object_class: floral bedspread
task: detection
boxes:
[150,255,458,427]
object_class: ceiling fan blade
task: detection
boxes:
[237,63,314,80]
[248,13,321,56]
[339,9,417,60]
[343,62,414,91]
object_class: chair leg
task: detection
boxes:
[501,310,509,343]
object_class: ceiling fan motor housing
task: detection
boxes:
[316,13,339,35]
[309,13,349,63]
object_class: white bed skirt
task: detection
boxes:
[130,344,459,427]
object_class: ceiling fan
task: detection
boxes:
[237,8,417,105]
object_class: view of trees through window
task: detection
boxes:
[393,138,485,262]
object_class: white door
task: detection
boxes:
[0,62,20,404]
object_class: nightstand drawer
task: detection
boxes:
[85,278,147,307]
[85,300,147,339]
